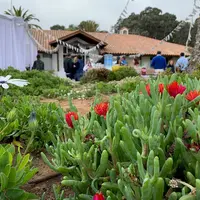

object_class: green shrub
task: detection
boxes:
[0,144,38,200]
[118,76,143,93]
[80,67,138,83]
[0,67,72,97]
[96,82,117,94]
[0,96,67,152]
[80,68,115,83]
[113,66,138,81]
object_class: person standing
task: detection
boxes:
[64,54,73,79]
[151,51,167,73]
[167,60,175,73]
[175,52,189,72]
[32,55,44,71]
[74,55,84,81]
[120,56,128,66]
[116,56,121,65]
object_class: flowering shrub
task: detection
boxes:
[42,74,200,199]
[0,67,71,97]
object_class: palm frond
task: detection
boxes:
[29,24,42,29]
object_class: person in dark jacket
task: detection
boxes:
[166,60,175,73]
[74,55,84,81]
[151,51,167,73]
[32,55,44,71]
[64,54,74,79]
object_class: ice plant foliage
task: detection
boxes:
[94,102,109,118]
[167,81,186,98]
[0,75,29,89]
[93,193,105,200]
[186,90,200,101]
[65,112,78,128]
[145,83,164,96]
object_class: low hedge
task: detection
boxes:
[81,67,138,83]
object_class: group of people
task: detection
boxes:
[64,54,84,81]
[151,51,189,73]
[116,56,128,66]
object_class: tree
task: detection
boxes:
[66,24,78,31]
[116,7,197,46]
[50,25,65,30]
[78,20,99,32]
[188,18,200,71]
[5,6,41,29]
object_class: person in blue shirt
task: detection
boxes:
[74,55,84,81]
[120,56,128,66]
[175,52,189,72]
[151,51,167,72]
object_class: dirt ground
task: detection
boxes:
[23,152,74,199]
[41,95,110,115]
[24,96,110,199]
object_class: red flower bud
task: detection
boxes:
[65,112,78,128]
[145,84,151,96]
[167,81,186,98]
[145,83,164,96]
[93,193,105,200]
[94,102,109,118]
[158,83,164,94]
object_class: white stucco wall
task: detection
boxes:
[141,56,151,68]
[38,53,52,70]
[52,53,57,71]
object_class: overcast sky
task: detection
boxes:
[0,0,197,30]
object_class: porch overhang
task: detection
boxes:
[49,30,107,47]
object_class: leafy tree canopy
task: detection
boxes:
[116,7,197,46]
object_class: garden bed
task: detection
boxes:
[22,152,73,199]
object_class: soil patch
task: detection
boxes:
[41,95,110,115]
[23,152,73,199]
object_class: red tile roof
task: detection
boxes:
[30,29,190,56]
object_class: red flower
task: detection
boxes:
[145,84,151,96]
[186,90,200,101]
[159,83,164,94]
[145,83,164,96]
[93,193,105,200]
[65,112,78,128]
[167,81,186,98]
[94,102,109,118]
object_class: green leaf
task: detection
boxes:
[21,168,38,185]
[0,152,12,172]
[0,172,8,191]
[17,154,30,171]
[7,167,16,188]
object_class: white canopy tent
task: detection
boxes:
[0,14,37,71]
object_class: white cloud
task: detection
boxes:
[0,0,197,30]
